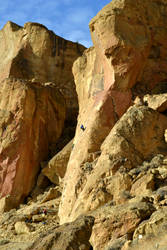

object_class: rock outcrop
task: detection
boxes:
[0,78,65,208]
[1,0,167,249]
[59,0,167,224]
[0,21,85,209]
[42,139,73,185]
[90,200,155,250]
[0,21,85,123]
[62,105,167,222]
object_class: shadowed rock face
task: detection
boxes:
[59,0,167,224]
[42,139,73,185]
[0,78,65,208]
[0,21,85,123]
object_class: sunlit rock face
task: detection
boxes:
[0,21,85,124]
[59,0,167,224]
[0,78,65,208]
[0,21,86,209]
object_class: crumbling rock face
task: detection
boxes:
[0,21,85,123]
[59,0,167,224]
[0,78,65,208]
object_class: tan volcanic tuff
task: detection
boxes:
[59,0,167,224]
[0,78,65,209]
[0,21,85,123]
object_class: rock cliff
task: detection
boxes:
[0,77,65,208]
[0,22,85,208]
[0,0,167,250]
[59,0,167,226]
[0,21,85,126]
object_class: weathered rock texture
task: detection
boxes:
[62,105,167,221]
[28,216,94,250]
[0,21,85,124]
[42,139,73,185]
[90,200,155,250]
[0,78,65,208]
[59,0,167,224]
[1,1,167,249]
[0,21,85,209]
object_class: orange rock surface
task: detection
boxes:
[59,0,167,224]
[0,21,85,123]
[0,78,65,208]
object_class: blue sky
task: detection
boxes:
[0,0,111,48]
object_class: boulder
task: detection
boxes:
[40,187,61,203]
[104,235,128,250]
[15,221,33,234]
[133,207,167,240]
[122,208,167,249]
[0,196,13,213]
[59,0,167,224]
[42,139,73,185]
[143,93,167,112]
[130,174,155,197]
[90,201,154,250]
[0,78,65,208]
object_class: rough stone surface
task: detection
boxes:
[0,21,85,122]
[143,93,167,112]
[40,187,61,203]
[59,0,167,224]
[130,173,155,197]
[15,221,32,234]
[104,235,128,250]
[90,201,154,250]
[1,0,167,249]
[0,196,14,213]
[133,207,167,239]
[27,215,94,250]
[143,94,167,112]
[42,139,73,185]
[0,78,65,208]
[0,185,61,249]
[59,105,167,223]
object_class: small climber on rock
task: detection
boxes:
[42,208,47,216]
[80,124,86,131]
